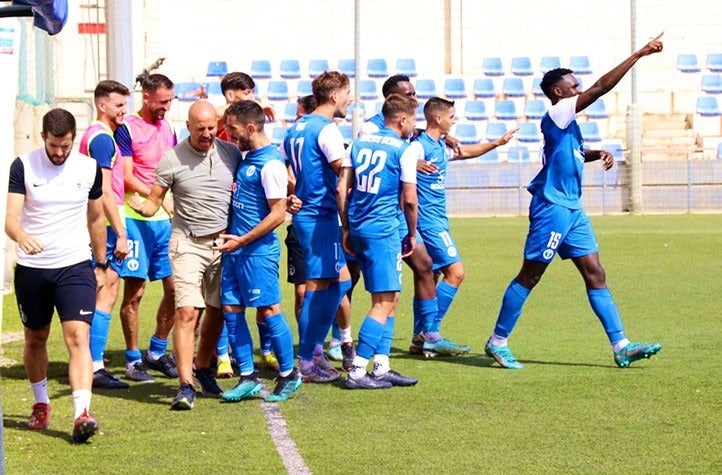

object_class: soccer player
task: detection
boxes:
[215,100,302,403]
[338,93,421,389]
[484,34,665,369]
[115,73,178,382]
[282,71,353,383]
[79,80,132,390]
[128,100,242,409]
[6,108,105,442]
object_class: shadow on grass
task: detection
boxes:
[3,415,75,444]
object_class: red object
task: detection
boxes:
[78,22,105,34]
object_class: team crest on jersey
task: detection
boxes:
[246,165,257,177]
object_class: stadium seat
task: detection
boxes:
[415,79,437,99]
[338,124,353,143]
[524,99,547,120]
[308,59,329,78]
[579,121,602,142]
[585,99,609,119]
[531,77,544,97]
[540,56,561,73]
[271,126,288,146]
[701,74,722,94]
[338,58,356,77]
[510,56,533,76]
[174,81,203,101]
[502,77,526,98]
[250,60,272,79]
[177,126,190,141]
[415,101,426,121]
[677,53,701,73]
[444,78,467,99]
[463,100,489,121]
[206,61,228,77]
[601,141,625,162]
[395,58,417,77]
[507,146,531,162]
[266,80,290,101]
[472,78,496,99]
[485,122,508,141]
[358,79,378,100]
[706,53,722,72]
[346,102,366,121]
[475,148,499,163]
[494,100,519,120]
[282,102,298,123]
[279,59,302,79]
[296,80,313,97]
[569,55,592,74]
[374,101,383,115]
[204,81,223,100]
[696,96,722,116]
[482,57,504,76]
[454,123,479,144]
[517,122,540,143]
[367,58,389,78]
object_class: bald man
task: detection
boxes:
[129,100,243,410]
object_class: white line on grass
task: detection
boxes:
[261,400,311,474]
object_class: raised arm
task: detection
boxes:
[454,128,517,161]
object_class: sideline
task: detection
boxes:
[0,331,22,367]
[260,398,311,474]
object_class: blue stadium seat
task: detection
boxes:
[279,59,301,79]
[177,126,190,141]
[676,53,701,73]
[454,123,479,144]
[494,100,519,120]
[579,121,602,142]
[250,60,272,79]
[206,61,228,77]
[485,122,508,141]
[395,58,417,77]
[696,96,722,116]
[701,74,722,94]
[706,53,722,72]
[585,99,609,119]
[475,148,499,163]
[308,59,329,78]
[464,100,489,121]
[570,55,592,74]
[540,56,561,73]
[346,102,366,121]
[510,56,533,76]
[338,124,353,143]
[338,58,356,77]
[532,77,544,97]
[358,79,378,100]
[502,77,526,98]
[374,101,383,115]
[601,141,625,162]
[296,80,313,97]
[415,79,437,99]
[482,57,504,76]
[174,82,203,101]
[271,126,288,146]
[266,80,289,101]
[416,101,426,121]
[282,102,298,123]
[444,78,467,99]
[203,81,223,98]
[517,122,540,143]
[472,78,496,99]
[367,58,389,78]
[524,99,546,120]
[507,146,531,163]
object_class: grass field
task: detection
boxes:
[2,214,721,474]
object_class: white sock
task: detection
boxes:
[30,379,50,404]
[613,339,630,352]
[340,327,353,344]
[146,351,164,361]
[92,361,105,373]
[489,334,508,347]
[372,355,390,376]
[71,389,92,419]
[349,356,369,379]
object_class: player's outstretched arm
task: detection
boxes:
[584,149,614,170]
[454,128,517,161]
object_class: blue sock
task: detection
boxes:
[230,313,254,374]
[433,281,458,332]
[309,280,350,354]
[375,316,395,356]
[298,289,323,360]
[412,298,424,335]
[265,313,295,373]
[492,280,531,339]
[331,320,341,341]
[125,348,142,365]
[587,288,626,344]
[355,316,385,360]
[89,309,111,363]
[216,323,229,357]
[148,335,168,355]
[417,298,438,334]
[257,321,273,353]
[223,311,241,353]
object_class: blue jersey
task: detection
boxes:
[228,145,287,256]
[527,96,585,209]
[347,128,419,238]
[415,131,453,231]
[283,113,345,218]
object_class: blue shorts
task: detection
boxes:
[121,218,173,281]
[221,253,281,308]
[350,232,402,293]
[106,225,126,274]
[14,261,96,330]
[292,214,346,280]
[419,226,461,272]
[524,195,599,262]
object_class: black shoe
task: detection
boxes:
[93,368,129,389]
[143,352,179,378]
[170,384,196,410]
[345,373,393,390]
[371,370,418,387]
[341,342,355,372]
[194,367,223,396]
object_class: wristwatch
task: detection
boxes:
[96,261,110,270]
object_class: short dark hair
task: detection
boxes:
[42,108,76,138]
[94,79,130,99]
[312,71,349,105]
[221,72,255,95]
[141,73,173,93]
[540,68,573,99]
[297,94,317,114]
[382,93,418,120]
[225,100,265,131]
[423,96,455,120]
[382,74,411,98]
